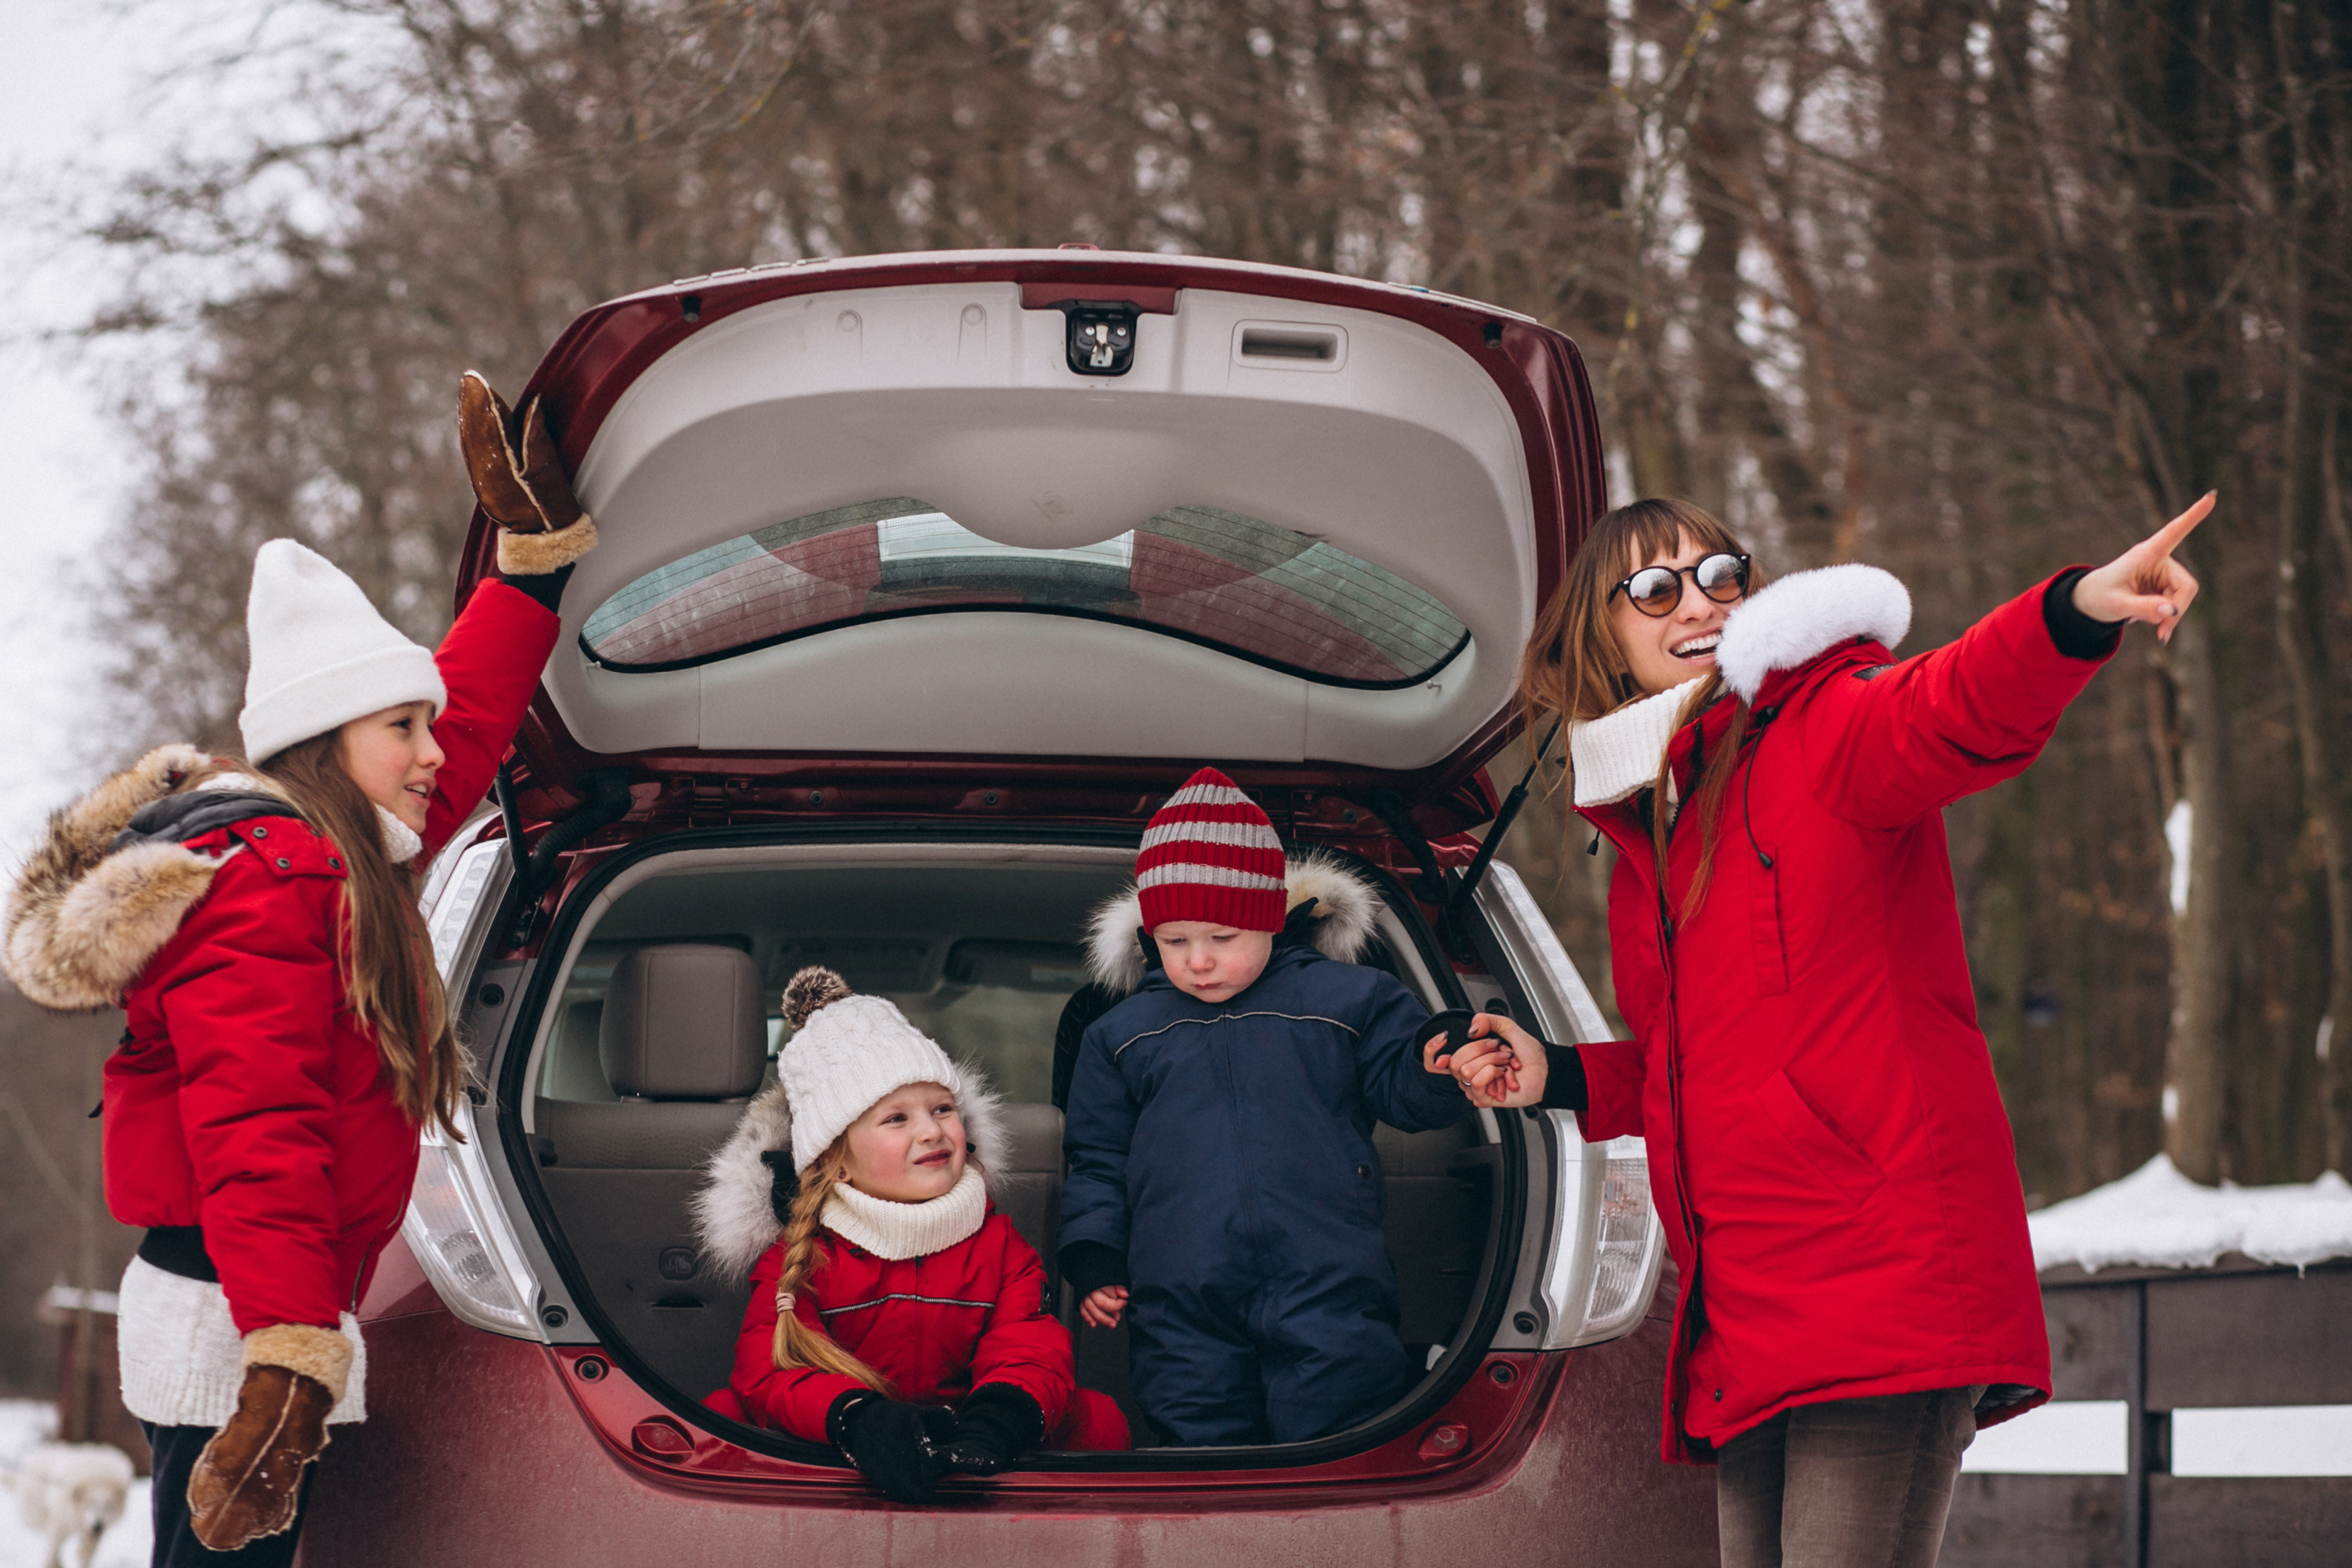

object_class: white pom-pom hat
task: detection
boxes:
[238,539,448,764]
[776,967,970,1176]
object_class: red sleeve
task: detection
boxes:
[1803,575,2111,830]
[728,1243,868,1441]
[966,1219,1076,1432]
[422,580,562,859]
[1577,1040,1648,1142]
[154,861,349,1333]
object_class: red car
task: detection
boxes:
[303,249,1717,1563]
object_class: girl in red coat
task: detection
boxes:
[3,376,592,1566]
[1441,494,2210,1567]
[695,966,1127,1504]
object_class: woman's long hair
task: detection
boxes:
[254,731,465,1139]
[1518,498,1768,919]
[769,1140,893,1392]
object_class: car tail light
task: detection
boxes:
[407,1120,539,1334]
[1534,1121,1665,1350]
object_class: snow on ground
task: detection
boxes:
[0,1402,150,1568]
[2028,1154,2352,1274]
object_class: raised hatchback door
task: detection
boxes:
[457,252,1604,805]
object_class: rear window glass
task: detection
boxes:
[579,498,1468,688]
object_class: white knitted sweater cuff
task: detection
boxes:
[115,1257,369,1428]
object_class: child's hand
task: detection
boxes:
[1436,1015,1550,1109]
[1422,1012,1516,1096]
[1080,1286,1128,1330]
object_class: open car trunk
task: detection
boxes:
[412,811,1663,1483]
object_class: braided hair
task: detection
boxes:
[769,1132,895,1395]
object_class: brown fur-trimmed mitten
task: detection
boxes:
[457,370,599,576]
[187,1324,350,1552]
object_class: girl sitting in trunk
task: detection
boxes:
[696,967,1129,1504]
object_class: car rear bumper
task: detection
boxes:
[303,1298,1714,1564]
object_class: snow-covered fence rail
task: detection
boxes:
[1943,1158,2352,1566]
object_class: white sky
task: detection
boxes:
[0,3,149,865]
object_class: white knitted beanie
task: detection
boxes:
[238,540,448,764]
[778,967,967,1175]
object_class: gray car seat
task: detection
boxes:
[536,944,768,1399]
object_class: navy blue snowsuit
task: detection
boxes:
[1058,939,1476,1446]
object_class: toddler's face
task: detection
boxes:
[837,1082,967,1203]
[1152,922,1275,1004]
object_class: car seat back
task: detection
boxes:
[535,944,768,1399]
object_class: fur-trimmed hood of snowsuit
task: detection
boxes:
[691,1065,1011,1283]
[1082,849,1381,994]
[1,744,286,1012]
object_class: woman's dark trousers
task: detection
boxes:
[1715,1387,1982,1568]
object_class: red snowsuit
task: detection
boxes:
[103,580,560,1336]
[724,1210,1127,1450]
[1576,572,2102,1464]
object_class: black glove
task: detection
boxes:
[940,1384,1046,1477]
[828,1393,954,1504]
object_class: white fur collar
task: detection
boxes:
[690,1067,1008,1281]
[1570,679,1701,808]
[1083,850,1381,993]
[1716,564,1911,702]
[822,1167,987,1261]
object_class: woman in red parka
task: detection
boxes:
[1442,495,2209,1567]
[694,967,1128,1504]
[2,376,592,1566]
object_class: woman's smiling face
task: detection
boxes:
[837,1082,967,1203]
[1610,532,1740,697]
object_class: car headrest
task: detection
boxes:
[599,944,767,1101]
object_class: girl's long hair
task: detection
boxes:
[252,731,466,1139]
[769,1140,894,1393]
[1518,497,1768,920]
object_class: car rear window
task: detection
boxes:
[579,497,1469,688]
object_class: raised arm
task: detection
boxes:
[1806,496,2209,829]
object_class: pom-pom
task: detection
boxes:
[781,966,852,1031]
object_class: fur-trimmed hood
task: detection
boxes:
[1716,563,1911,703]
[2,746,287,1012]
[689,1066,1011,1282]
[1083,849,1381,994]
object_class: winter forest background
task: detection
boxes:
[2,0,2350,1384]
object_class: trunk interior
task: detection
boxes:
[500,838,1509,1453]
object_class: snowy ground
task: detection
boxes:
[0,1403,149,1568]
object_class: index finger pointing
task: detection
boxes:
[2151,491,2216,553]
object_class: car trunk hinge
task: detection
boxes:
[1443,719,1561,930]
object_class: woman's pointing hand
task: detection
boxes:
[2071,492,2213,644]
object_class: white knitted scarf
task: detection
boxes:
[822,1166,988,1261]
[1569,678,1703,808]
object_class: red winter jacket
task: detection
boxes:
[1573,567,2105,1465]
[100,580,559,1335]
[730,1210,1076,1443]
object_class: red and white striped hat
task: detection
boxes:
[1136,767,1288,932]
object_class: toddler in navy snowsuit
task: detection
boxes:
[1058,768,1476,1446]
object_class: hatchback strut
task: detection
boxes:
[1444,720,1562,930]
[492,763,636,947]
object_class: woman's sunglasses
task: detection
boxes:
[1609,553,1750,618]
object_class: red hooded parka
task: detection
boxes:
[98,580,560,1335]
[1573,564,2104,1465]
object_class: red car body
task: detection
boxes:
[297,249,1719,1564]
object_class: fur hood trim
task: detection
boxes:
[1083,849,1381,993]
[2,745,268,1012]
[690,1065,1009,1282]
[1717,564,1911,703]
